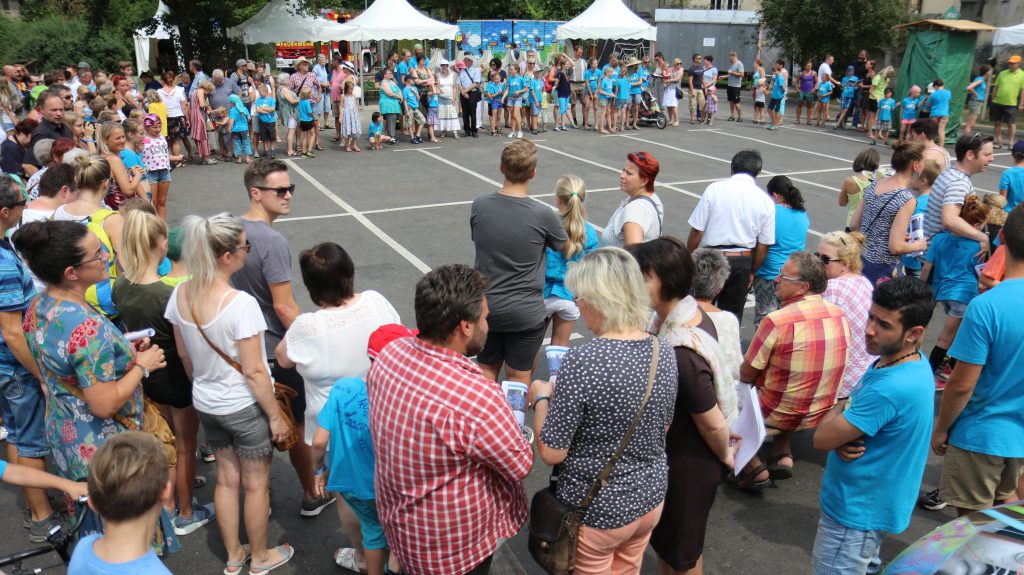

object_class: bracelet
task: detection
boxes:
[532,396,550,409]
[314,465,327,475]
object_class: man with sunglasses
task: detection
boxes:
[0,174,61,543]
[231,159,335,519]
[730,252,850,491]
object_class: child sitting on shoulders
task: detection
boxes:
[68,432,174,575]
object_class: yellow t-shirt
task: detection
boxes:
[148,102,168,136]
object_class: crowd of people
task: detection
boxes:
[0,47,1021,575]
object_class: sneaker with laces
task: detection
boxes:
[300,494,336,517]
[173,502,216,536]
[199,444,216,463]
[918,488,948,511]
[29,513,63,543]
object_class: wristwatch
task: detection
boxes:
[137,364,150,379]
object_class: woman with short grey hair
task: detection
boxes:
[691,248,742,380]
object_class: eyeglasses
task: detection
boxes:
[816,253,840,265]
[2,198,26,209]
[234,240,252,254]
[776,273,803,283]
[73,250,105,268]
[256,184,295,197]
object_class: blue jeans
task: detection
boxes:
[811,512,885,575]
[232,132,252,157]
[0,367,49,458]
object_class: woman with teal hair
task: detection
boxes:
[227,94,253,163]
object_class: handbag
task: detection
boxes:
[188,298,300,452]
[528,338,660,575]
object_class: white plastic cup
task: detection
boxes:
[501,380,529,426]
[545,345,569,381]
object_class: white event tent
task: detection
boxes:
[328,0,458,41]
[228,0,350,44]
[994,22,1024,46]
[133,1,180,73]
[556,0,657,41]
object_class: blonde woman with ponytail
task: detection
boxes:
[111,210,215,536]
[165,213,295,574]
[544,174,599,347]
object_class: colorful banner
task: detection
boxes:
[458,20,566,61]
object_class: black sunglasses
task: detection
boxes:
[816,253,840,265]
[1,199,26,209]
[234,239,252,254]
[256,184,295,197]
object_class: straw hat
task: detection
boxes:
[625,57,642,68]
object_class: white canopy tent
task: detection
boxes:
[327,0,458,41]
[133,0,180,73]
[556,0,657,41]
[228,0,350,44]
[994,22,1024,46]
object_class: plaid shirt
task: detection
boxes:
[745,294,850,431]
[367,337,532,575]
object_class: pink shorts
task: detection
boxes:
[574,502,664,575]
[901,119,915,125]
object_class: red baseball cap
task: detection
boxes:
[367,324,418,360]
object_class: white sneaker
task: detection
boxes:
[507,131,515,138]
[0,426,7,442]
[517,131,524,138]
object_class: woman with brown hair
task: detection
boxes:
[157,70,190,165]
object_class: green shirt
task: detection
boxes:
[993,68,1024,106]
[871,74,886,101]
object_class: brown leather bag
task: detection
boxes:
[189,301,300,452]
[528,338,660,575]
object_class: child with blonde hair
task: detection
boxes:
[753,78,767,125]
[341,80,362,152]
[145,89,168,137]
[543,174,600,347]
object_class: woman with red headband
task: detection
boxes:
[601,151,664,248]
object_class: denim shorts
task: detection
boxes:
[941,300,968,318]
[616,99,629,109]
[0,367,49,458]
[198,403,273,459]
[631,93,644,105]
[531,103,542,116]
[507,97,523,107]
[147,168,172,184]
[810,512,885,575]
[340,493,388,550]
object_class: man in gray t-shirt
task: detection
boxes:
[471,140,567,386]
[726,52,745,122]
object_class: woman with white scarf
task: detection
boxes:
[627,237,739,575]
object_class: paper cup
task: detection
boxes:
[545,345,569,380]
[501,380,529,426]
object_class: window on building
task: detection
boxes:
[709,0,741,9]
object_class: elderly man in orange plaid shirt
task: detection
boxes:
[730,251,851,491]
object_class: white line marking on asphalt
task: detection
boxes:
[783,125,875,144]
[393,146,442,152]
[285,160,432,273]
[709,130,853,163]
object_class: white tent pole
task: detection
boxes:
[359,41,365,107]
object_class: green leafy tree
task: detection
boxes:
[759,0,910,66]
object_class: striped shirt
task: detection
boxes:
[924,167,973,240]
[366,337,532,575]
[745,294,850,431]
[0,239,37,377]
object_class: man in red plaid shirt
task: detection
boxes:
[367,264,534,575]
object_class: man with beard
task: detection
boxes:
[366,264,533,575]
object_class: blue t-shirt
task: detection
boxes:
[317,377,376,499]
[971,76,987,101]
[0,241,37,376]
[0,457,6,479]
[841,76,859,98]
[428,93,438,109]
[902,194,928,272]
[639,65,651,89]
[68,533,173,575]
[628,71,643,95]
[757,205,809,280]
[118,149,144,173]
[584,69,601,93]
[999,166,1024,212]
[817,81,832,98]
[599,78,615,100]
[927,88,951,117]
[544,223,600,301]
[395,61,410,83]
[228,107,249,133]
[771,72,787,100]
[615,77,631,101]
[948,278,1024,458]
[924,231,981,304]
[255,96,276,123]
[820,356,934,533]
[602,64,620,80]
[297,99,313,122]
[877,98,895,122]
[507,76,526,99]
[530,78,544,104]
[402,86,419,108]
[368,121,383,137]
[485,81,503,100]
[901,96,922,120]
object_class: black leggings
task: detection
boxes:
[384,113,398,138]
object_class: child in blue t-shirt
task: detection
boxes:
[313,325,412,575]
[896,85,923,143]
[254,83,277,159]
[614,74,631,131]
[119,118,151,201]
[367,111,389,150]
[923,78,952,146]
[529,69,545,134]
[922,195,990,382]
[506,66,527,138]
[876,88,896,146]
[597,67,616,134]
[426,85,439,144]
[226,94,252,163]
[999,142,1024,213]
[584,59,601,127]
[814,73,833,127]
[402,75,424,144]
[297,88,315,157]
[834,67,859,129]
[485,72,506,136]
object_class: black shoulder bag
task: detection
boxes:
[528,338,660,575]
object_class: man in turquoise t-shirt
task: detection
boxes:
[934,204,1024,516]
[812,277,936,575]
[991,55,1024,148]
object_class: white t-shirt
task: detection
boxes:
[688,173,776,249]
[158,86,186,118]
[601,193,664,248]
[283,290,400,444]
[164,286,270,415]
[818,62,833,81]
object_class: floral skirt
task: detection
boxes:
[167,116,189,141]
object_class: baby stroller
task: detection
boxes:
[636,88,667,129]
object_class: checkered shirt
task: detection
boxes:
[366,336,532,575]
[745,294,851,431]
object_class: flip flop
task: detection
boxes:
[250,544,295,574]
[223,544,251,575]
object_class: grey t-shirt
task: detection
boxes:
[209,78,242,111]
[470,193,567,331]
[728,61,745,88]
[231,219,292,357]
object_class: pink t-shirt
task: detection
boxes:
[330,69,349,102]
[141,135,171,171]
[824,274,876,397]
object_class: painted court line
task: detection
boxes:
[708,130,853,163]
[285,160,432,273]
[393,146,442,152]
[783,125,875,145]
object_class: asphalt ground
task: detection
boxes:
[0,103,1012,575]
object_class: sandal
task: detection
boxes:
[331,137,341,143]
[767,453,794,481]
[201,159,219,166]
[334,547,364,571]
[315,145,325,151]
[726,462,771,492]
[223,544,251,575]
[250,544,294,574]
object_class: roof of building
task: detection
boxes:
[654,9,759,25]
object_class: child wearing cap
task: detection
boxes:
[312,324,413,575]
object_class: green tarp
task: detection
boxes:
[895,29,978,140]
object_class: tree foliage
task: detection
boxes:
[759,0,911,66]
